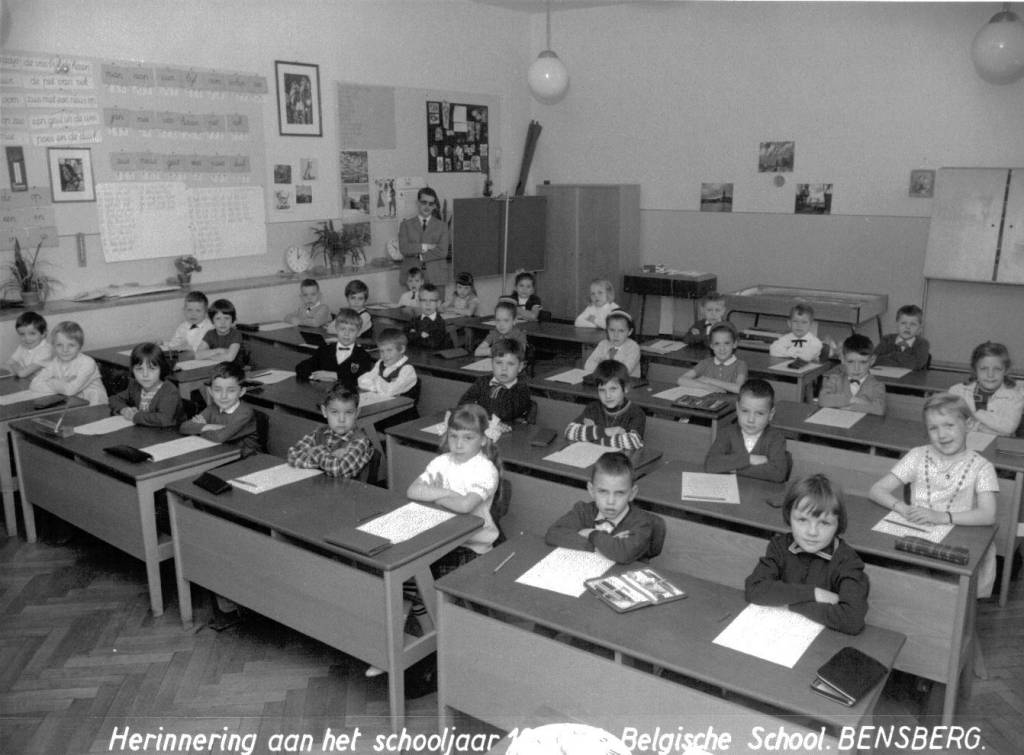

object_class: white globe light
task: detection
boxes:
[971,9,1024,85]
[528,50,569,104]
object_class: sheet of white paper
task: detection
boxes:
[874,511,953,543]
[680,472,740,504]
[462,358,494,373]
[967,431,995,452]
[805,408,866,429]
[357,502,454,544]
[546,368,590,384]
[420,421,448,436]
[174,359,220,371]
[358,391,394,407]
[713,604,824,668]
[117,349,133,356]
[515,547,614,597]
[543,442,609,468]
[440,311,461,320]
[0,389,54,406]
[257,322,294,332]
[72,416,134,435]
[229,464,321,494]
[246,369,295,385]
[139,435,218,462]
[643,339,685,354]
[654,383,714,401]
[869,366,912,379]
[481,319,497,326]
[769,361,820,375]
[366,303,399,310]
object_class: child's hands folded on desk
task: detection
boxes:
[605,426,626,437]
[309,370,337,382]
[814,588,839,604]
[749,454,768,466]
[119,407,138,421]
[902,505,948,526]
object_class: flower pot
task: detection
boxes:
[20,291,43,308]
[176,273,192,287]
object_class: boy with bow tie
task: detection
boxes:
[874,304,931,371]
[458,338,532,425]
[295,309,373,391]
[769,303,824,362]
[818,334,887,416]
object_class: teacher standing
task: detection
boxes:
[399,187,450,284]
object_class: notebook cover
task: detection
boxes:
[812,646,887,706]
[894,536,969,565]
[299,330,328,347]
[103,445,154,463]
[193,471,231,495]
[585,568,687,613]
[323,527,391,556]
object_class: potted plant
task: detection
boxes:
[339,222,369,269]
[2,237,60,308]
[308,219,341,272]
[174,255,202,287]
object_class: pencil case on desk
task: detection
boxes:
[103,445,154,464]
[894,536,969,565]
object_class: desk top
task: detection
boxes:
[243,376,412,420]
[464,318,607,347]
[387,415,663,482]
[88,346,223,384]
[167,453,481,570]
[241,325,329,349]
[641,341,833,384]
[437,534,905,730]
[638,460,997,578]
[0,378,88,422]
[870,367,964,395]
[622,270,718,299]
[725,285,888,325]
[10,404,241,483]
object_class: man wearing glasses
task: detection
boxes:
[399,187,450,284]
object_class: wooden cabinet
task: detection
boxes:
[536,183,640,319]
[924,168,1024,283]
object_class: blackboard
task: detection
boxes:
[452,196,545,279]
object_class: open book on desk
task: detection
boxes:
[585,567,686,613]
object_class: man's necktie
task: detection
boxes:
[489,380,505,400]
[421,218,428,232]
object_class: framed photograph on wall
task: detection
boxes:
[908,169,935,198]
[47,147,95,202]
[275,61,322,137]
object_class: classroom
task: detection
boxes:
[2,2,1023,754]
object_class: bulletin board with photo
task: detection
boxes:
[425,101,488,174]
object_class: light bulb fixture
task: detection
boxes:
[971,3,1024,85]
[528,0,569,104]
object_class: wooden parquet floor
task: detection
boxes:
[2,518,1022,755]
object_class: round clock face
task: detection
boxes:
[285,245,311,272]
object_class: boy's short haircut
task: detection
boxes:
[592,278,614,299]
[184,290,209,307]
[708,321,737,341]
[591,451,636,485]
[704,291,726,305]
[406,266,423,279]
[781,473,847,534]
[494,298,518,318]
[15,311,47,332]
[842,334,874,357]
[593,359,630,388]
[51,320,84,346]
[896,304,923,321]
[345,279,369,297]
[419,282,439,297]
[789,303,815,320]
[739,378,775,407]
[209,361,246,384]
[130,342,172,380]
[456,271,475,287]
[514,271,535,286]
[491,337,525,362]
[333,307,362,329]
[377,328,408,349]
[923,392,972,423]
[605,309,634,330]
[300,278,319,290]
[208,298,237,322]
[322,384,360,410]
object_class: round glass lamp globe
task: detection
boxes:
[971,11,1024,85]
[528,51,569,104]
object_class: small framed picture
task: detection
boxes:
[909,169,935,198]
[47,147,95,202]
[275,61,322,137]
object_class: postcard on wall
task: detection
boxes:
[795,183,832,215]
[374,177,397,218]
[273,164,291,184]
[758,141,794,173]
[300,158,318,180]
[340,150,368,184]
[700,182,733,212]
[909,169,934,198]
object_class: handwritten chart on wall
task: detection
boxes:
[0,50,268,261]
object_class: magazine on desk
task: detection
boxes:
[585,567,686,613]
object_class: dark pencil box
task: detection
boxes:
[894,536,969,565]
[193,471,232,495]
[103,445,153,464]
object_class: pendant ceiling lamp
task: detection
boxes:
[528,0,569,104]
[970,3,1024,85]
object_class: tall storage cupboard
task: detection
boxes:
[536,183,641,320]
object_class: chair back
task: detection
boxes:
[491,478,512,546]
[645,513,667,560]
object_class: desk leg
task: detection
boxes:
[638,294,647,336]
[382,571,405,732]
[136,480,165,617]
[412,566,438,630]
[11,433,37,542]
[437,591,454,730]
[168,494,193,628]
[998,472,1022,607]
[0,427,15,536]
[941,572,974,724]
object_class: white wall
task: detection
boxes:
[528,2,1024,361]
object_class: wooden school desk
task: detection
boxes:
[240,324,324,370]
[464,317,607,358]
[11,404,240,615]
[436,535,904,744]
[166,454,481,731]
[724,285,888,341]
[636,460,996,724]
[0,382,86,536]
[772,398,1024,607]
[385,415,663,495]
[88,345,223,385]
[621,269,718,335]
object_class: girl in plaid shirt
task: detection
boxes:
[287,386,373,478]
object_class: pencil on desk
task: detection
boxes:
[493,551,516,573]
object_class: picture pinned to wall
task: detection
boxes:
[908,169,935,198]
[375,178,397,218]
[758,141,794,173]
[6,147,28,192]
[794,183,832,215]
[426,101,488,173]
[47,147,95,202]
[340,151,368,183]
[274,188,292,211]
[340,150,369,219]
[301,158,318,180]
[296,185,312,204]
[700,183,733,212]
[274,164,292,184]
[275,61,322,137]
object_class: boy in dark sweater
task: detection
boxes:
[407,283,452,351]
[295,308,374,391]
[458,338,531,424]
[705,379,789,482]
[179,362,260,455]
[565,360,645,450]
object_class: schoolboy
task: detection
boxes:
[682,292,727,348]
[286,385,373,478]
[769,303,823,361]
[819,334,886,416]
[397,266,424,311]
[295,308,374,390]
[6,311,52,378]
[166,291,213,356]
[545,452,658,564]
[474,297,527,357]
[345,279,373,336]
[874,304,930,371]
[407,283,452,350]
[179,362,259,455]
[705,379,790,482]
[285,278,332,328]
[459,338,532,424]
[30,320,107,405]
[565,360,646,450]
[196,298,244,365]
[357,328,419,403]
